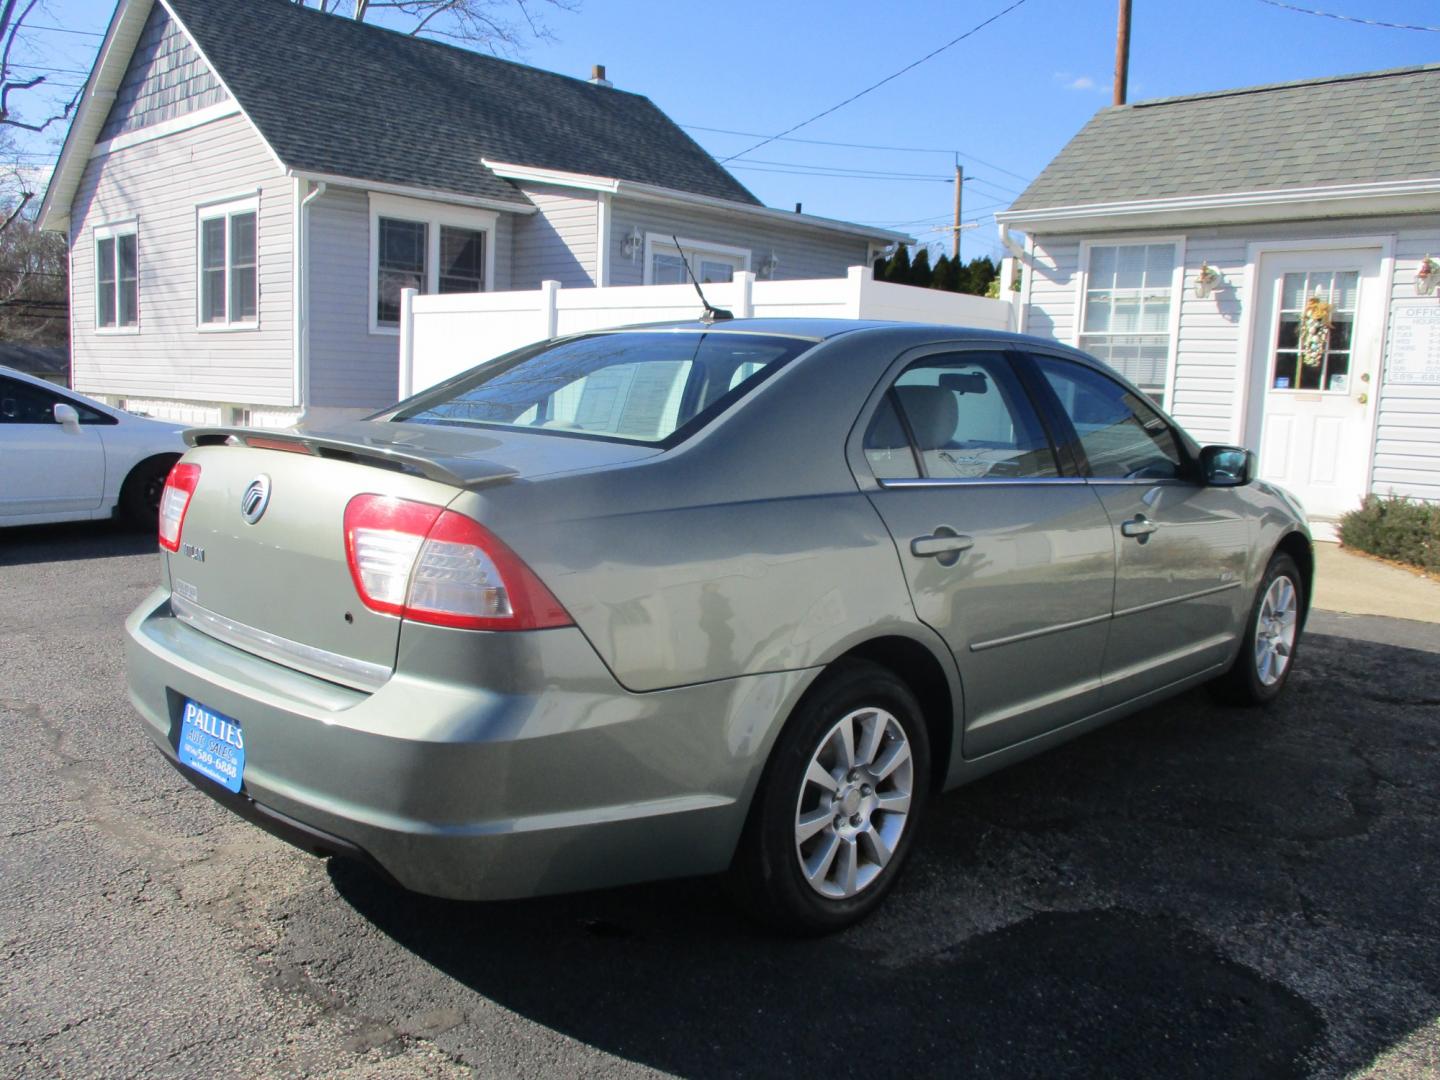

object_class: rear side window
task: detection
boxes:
[1032,355,1183,480]
[874,352,1058,480]
[389,331,809,445]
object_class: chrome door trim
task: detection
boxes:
[171,594,392,692]
[879,476,1091,489]
[970,611,1113,652]
[1112,580,1244,620]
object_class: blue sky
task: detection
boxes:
[12,0,1439,261]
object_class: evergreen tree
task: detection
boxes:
[883,244,912,284]
[873,253,888,280]
[958,256,998,296]
[930,253,957,292]
[909,247,933,288]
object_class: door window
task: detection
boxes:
[1032,356,1183,480]
[0,378,108,425]
[1270,269,1359,392]
[867,352,1058,480]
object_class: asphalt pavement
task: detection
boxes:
[2,522,1438,1079]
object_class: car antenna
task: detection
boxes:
[670,234,733,323]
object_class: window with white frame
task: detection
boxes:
[197,199,258,327]
[95,222,138,330]
[1079,242,1177,407]
[645,235,749,286]
[370,195,495,331]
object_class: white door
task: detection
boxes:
[1244,248,1385,521]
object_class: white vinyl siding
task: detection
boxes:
[1025,213,1440,502]
[607,197,870,287]
[306,185,515,410]
[510,185,599,289]
[70,113,293,405]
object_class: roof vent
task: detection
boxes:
[590,64,612,88]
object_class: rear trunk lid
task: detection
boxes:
[166,422,660,690]
[166,442,467,690]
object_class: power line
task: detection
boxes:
[718,0,1032,163]
[735,157,954,180]
[683,124,1034,183]
[20,23,105,37]
[1255,0,1440,31]
[728,164,952,183]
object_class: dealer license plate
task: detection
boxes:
[177,699,245,793]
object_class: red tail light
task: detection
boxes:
[158,462,201,552]
[343,494,572,631]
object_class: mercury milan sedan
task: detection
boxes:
[125,320,1310,933]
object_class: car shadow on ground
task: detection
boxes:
[0,520,156,566]
[324,627,1440,1079]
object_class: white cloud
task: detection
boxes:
[1053,72,1102,92]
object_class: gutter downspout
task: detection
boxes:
[295,180,327,425]
[997,222,1028,333]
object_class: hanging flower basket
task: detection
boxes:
[1299,294,1332,368]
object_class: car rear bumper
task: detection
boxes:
[125,588,815,900]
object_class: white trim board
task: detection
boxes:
[90,100,242,158]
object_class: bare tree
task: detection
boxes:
[292,0,579,52]
[0,214,67,345]
[0,0,82,229]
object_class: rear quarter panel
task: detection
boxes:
[448,329,953,694]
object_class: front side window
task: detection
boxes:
[867,352,1058,481]
[389,331,809,445]
[198,203,258,326]
[95,225,138,330]
[1033,355,1183,480]
[1080,242,1176,407]
[0,377,108,424]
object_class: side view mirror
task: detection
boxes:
[53,403,81,430]
[1200,444,1254,487]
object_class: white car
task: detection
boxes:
[1,365,188,527]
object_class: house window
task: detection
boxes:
[369,195,497,332]
[197,199,258,328]
[645,234,750,286]
[95,222,138,330]
[1079,242,1177,407]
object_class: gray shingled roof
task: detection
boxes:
[1010,64,1440,211]
[164,0,759,207]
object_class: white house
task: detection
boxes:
[38,0,907,427]
[997,64,1440,529]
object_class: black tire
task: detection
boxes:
[729,660,931,935]
[1211,552,1304,706]
[119,455,179,529]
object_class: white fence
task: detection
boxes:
[398,265,1016,396]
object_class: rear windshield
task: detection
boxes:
[386,331,810,445]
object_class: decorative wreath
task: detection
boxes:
[1299,294,1332,369]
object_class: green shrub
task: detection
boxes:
[1338,494,1440,574]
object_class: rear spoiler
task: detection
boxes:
[184,428,518,490]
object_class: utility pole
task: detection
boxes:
[952,164,964,261]
[1114,0,1132,106]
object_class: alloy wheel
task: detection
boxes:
[793,707,914,899]
[1254,574,1299,687]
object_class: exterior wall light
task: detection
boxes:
[1194,262,1223,299]
[1417,255,1439,297]
[759,250,779,279]
[621,226,644,262]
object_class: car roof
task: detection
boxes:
[594,317,1044,346]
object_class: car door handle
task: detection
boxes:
[911,533,976,558]
[1121,516,1159,539]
